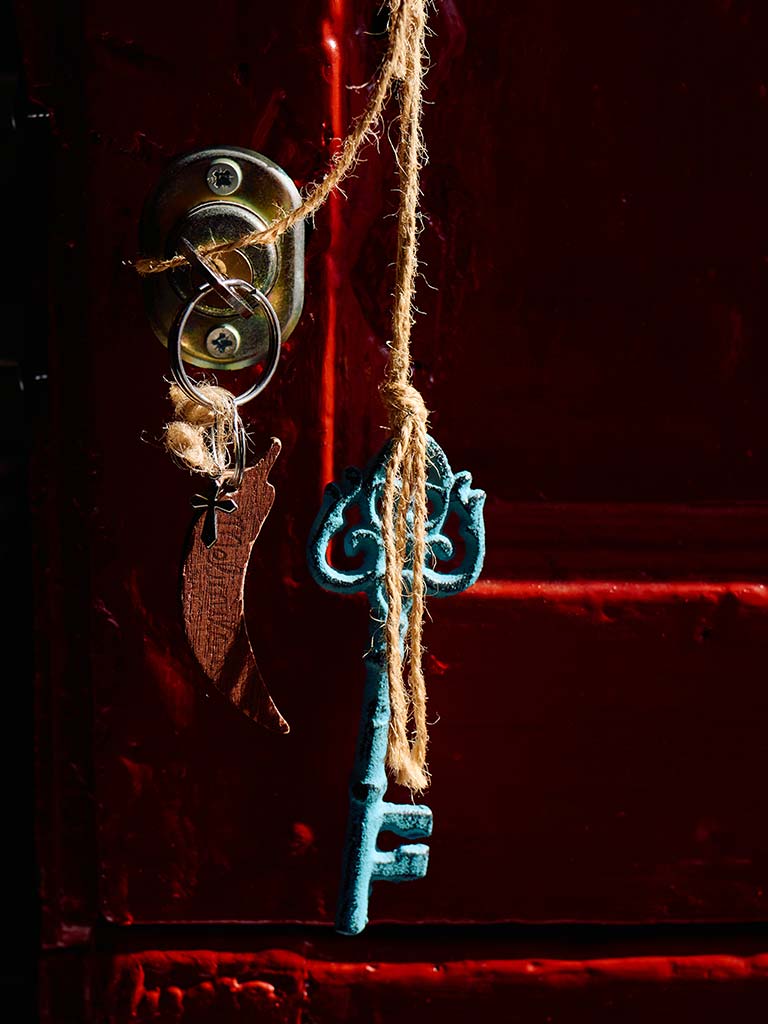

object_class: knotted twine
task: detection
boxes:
[378,0,431,792]
[141,0,432,791]
[164,382,239,479]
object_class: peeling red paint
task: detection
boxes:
[110,948,768,985]
[467,579,768,606]
[288,822,317,859]
[142,639,197,730]
[102,949,768,1021]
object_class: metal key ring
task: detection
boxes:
[219,415,247,493]
[169,279,282,408]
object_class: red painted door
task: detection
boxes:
[21,0,768,1019]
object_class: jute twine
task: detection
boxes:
[379,0,431,792]
[149,0,432,792]
[164,383,239,479]
[134,0,415,277]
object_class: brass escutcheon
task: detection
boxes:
[140,147,304,370]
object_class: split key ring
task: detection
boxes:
[168,278,282,408]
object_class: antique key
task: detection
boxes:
[308,437,486,934]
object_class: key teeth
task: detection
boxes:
[380,802,433,840]
[372,843,430,882]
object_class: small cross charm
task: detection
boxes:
[190,483,238,548]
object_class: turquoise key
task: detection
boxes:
[308,436,485,935]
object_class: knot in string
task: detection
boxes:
[164,382,239,479]
[381,380,428,427]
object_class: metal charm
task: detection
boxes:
[140,147,304,370]
[168,279,282,408]
[190,483,238,549]
[307,437,486,934]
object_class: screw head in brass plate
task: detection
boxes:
[206,158,243,196]
[205,324,241,359]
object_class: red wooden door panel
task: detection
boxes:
[25,0,768,929]
[21,0,768,1018]
[37,943,768,1023]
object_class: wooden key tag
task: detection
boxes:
[181,438,289,733]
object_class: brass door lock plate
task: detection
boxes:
[140,147,304,370]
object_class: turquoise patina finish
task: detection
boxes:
[307,436,486,935]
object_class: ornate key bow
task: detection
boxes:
[308,436,485,934]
